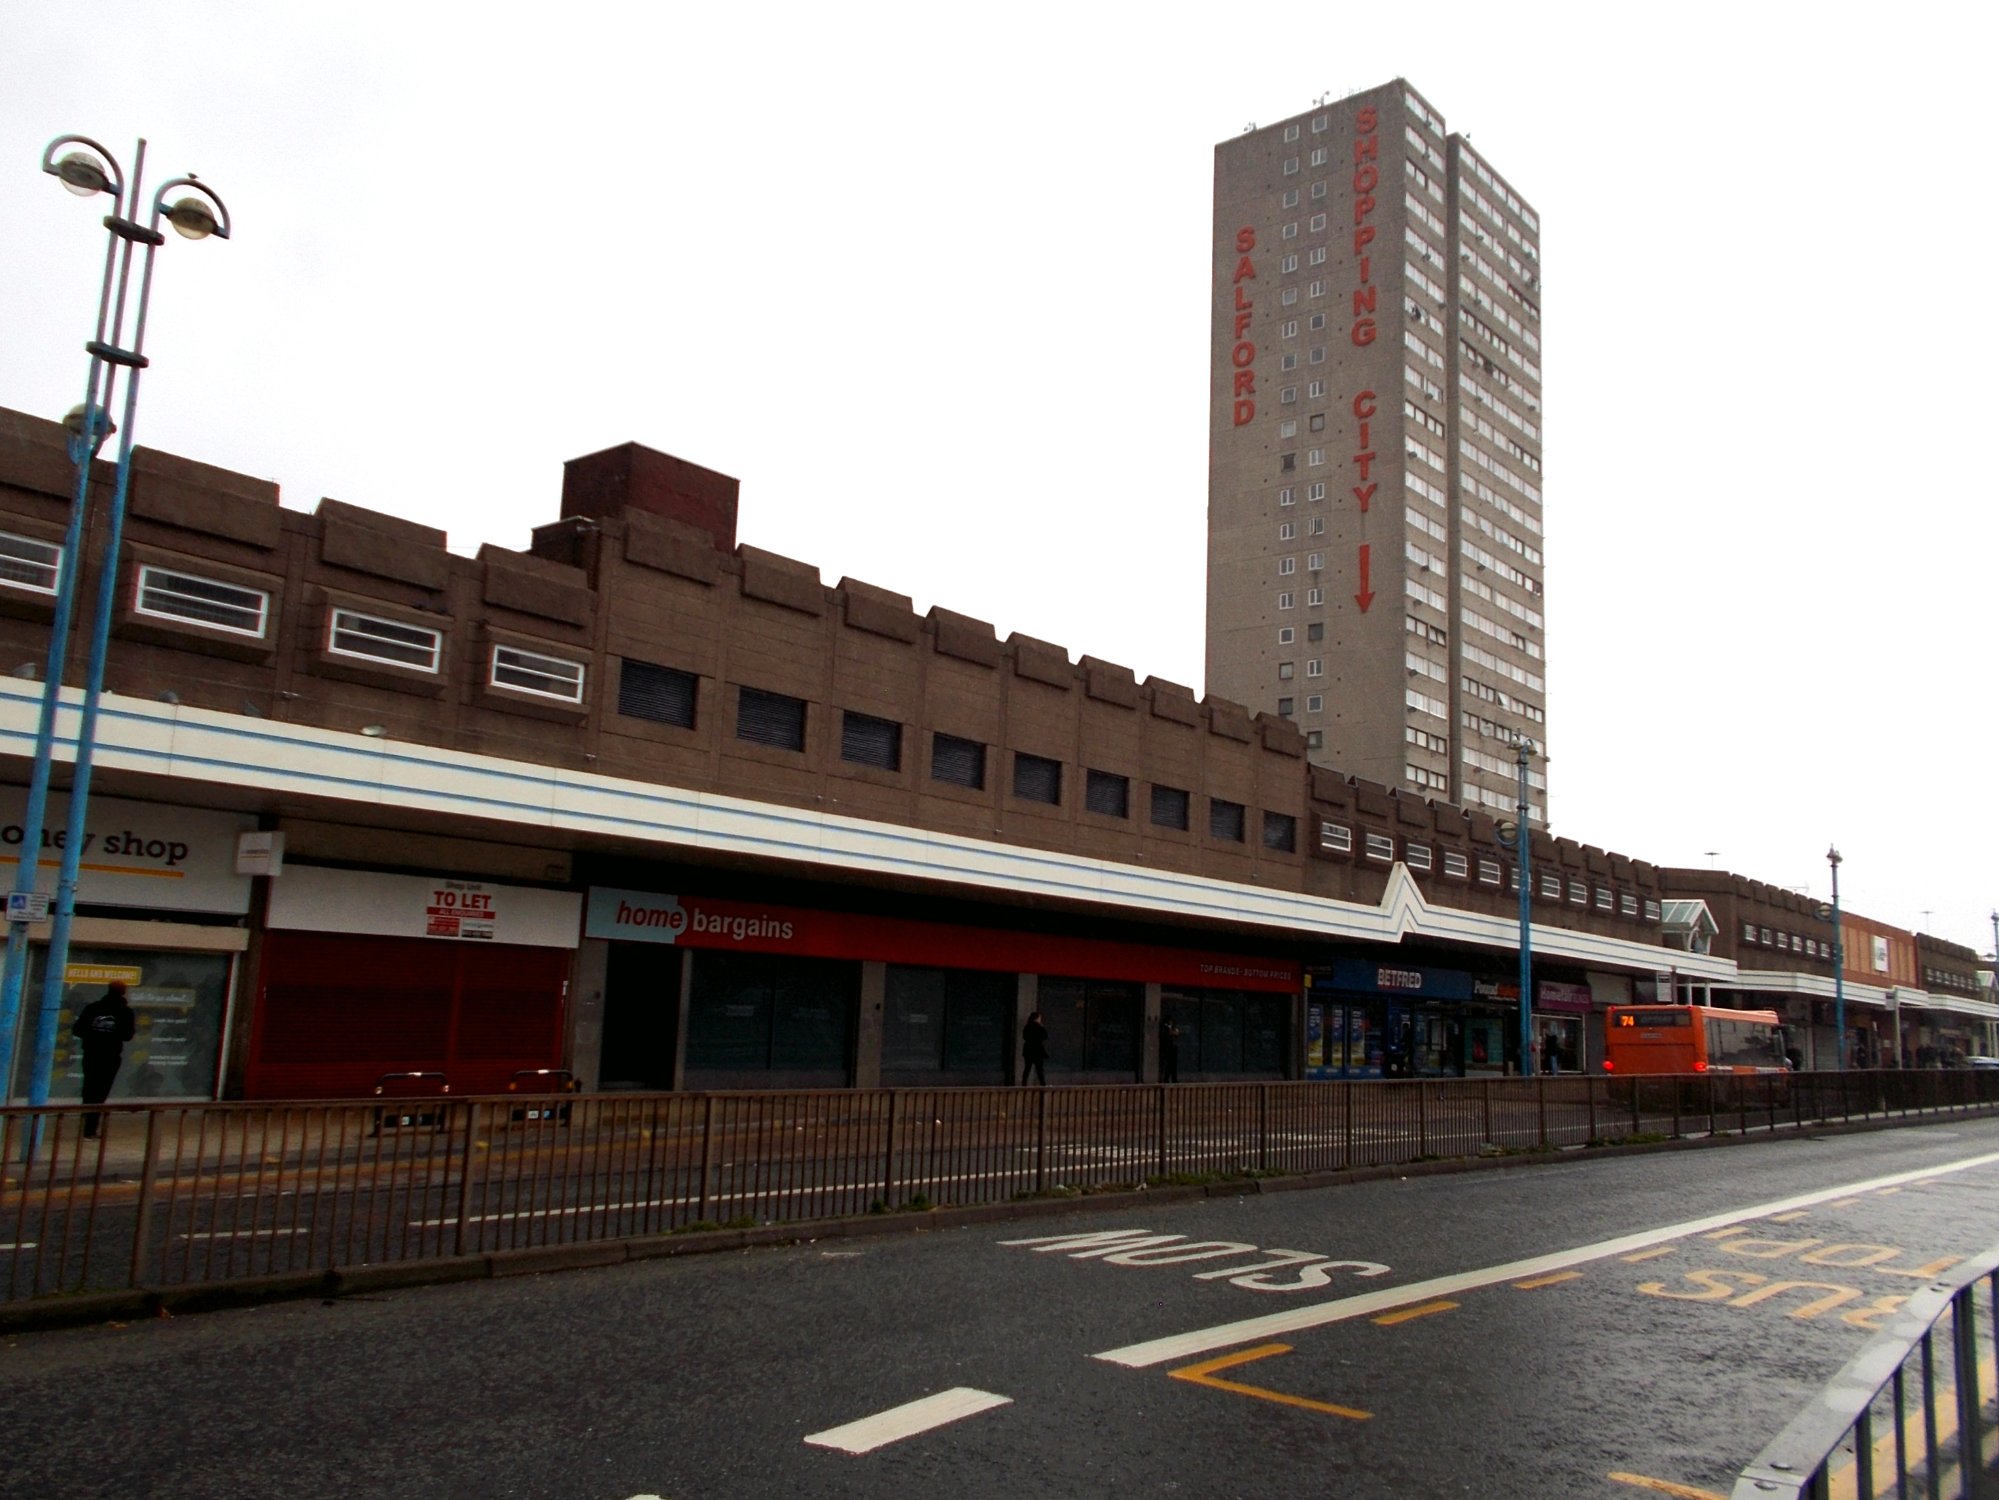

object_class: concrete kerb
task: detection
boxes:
[2,1106,1990,1337]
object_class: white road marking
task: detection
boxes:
[0,1241,37,1251]
[1094,1149,1999,1368]
[407,1157,1046,1229]
[178,1227,310,1242]
[803,1387,1012,1454]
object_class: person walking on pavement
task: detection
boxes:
[1159,1018,1181,1083]
[1019,1010,1048,1086]
[71,980,136,1138]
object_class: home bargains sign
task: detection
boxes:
[585,888,1300,993]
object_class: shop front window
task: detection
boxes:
[1163,988,1288,1079]
[684,951,857,1084]
[1039,977,1140,1077]
[883,965,1015,1082]
[13,947,233,1103]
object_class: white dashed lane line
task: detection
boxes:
[804,1388,1013,1455]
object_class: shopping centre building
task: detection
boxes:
[0,407,1986,1103]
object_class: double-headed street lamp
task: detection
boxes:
[1827,845,1845,1071]
[0,136,229,1119]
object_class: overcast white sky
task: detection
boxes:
[3,2,1994,955]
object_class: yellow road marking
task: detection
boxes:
[1704,1227,1749,1240]
[1514,1271,1584,1290]
[1622,1247,1675,1263]
[1167,1344,1370,1420]
[1769,1211,1809,1222]
[1818,1351,1997,1500]
[1607,1473,1725,1499]
[1874,1187,1902,1196]
[1372,1299,1457,1326]
[1826,1197,1862,1208]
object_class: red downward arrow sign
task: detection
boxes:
[1354,543,1374,612]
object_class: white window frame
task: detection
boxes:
[1364,832,1395,863]
[1320,821,1353,854]
[326,607,443,674]
[0,531,62,596]
[133,564,270,639]
[490,642,586,704]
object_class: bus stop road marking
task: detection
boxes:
[1167,1344,1371,1420]
[1606,1473,1724,1499]
[1622,1247,1675,1264]
[1372,1299,1457,1325]
[1093,1149,1999,1369]
[803,1388,1012,1455]
[1512,1271,1584,1290]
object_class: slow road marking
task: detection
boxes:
[1094,1149,1999,1368]
[804,1388,1012,1455]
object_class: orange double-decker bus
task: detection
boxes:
[1602,1005,1792,1075]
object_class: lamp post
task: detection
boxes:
[1989,910,1998,1056]
[1494,737,1535,1075]
[1828,846,1844,1072]
[0,136,228,1122]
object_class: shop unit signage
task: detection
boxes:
[1536,980,1594,1013]
[1318,958,1473,1001]
[267,866,582,948]
[585,888,1302,993]
[0,791,255,915]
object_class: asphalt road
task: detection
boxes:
[5,1119,1998,1499]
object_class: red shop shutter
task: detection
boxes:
[246,933,568,1099]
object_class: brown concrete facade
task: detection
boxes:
[0,409,1654,946]
[1,406,1988,1093]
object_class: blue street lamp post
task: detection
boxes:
[0,136,228,1127]
[1514,738,1534,1075]
[1495,738,1535,1075]
[1828,846,1845,1072]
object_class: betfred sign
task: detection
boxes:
[586,888,1300,993]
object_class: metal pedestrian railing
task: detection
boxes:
[1733,1242,1998,1498]
[2,1068,1996,1310]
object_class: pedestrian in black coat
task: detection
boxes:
[1159,1019,1181,1084]
[70,981,136,1138]
[1019,1011,1049,1086]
